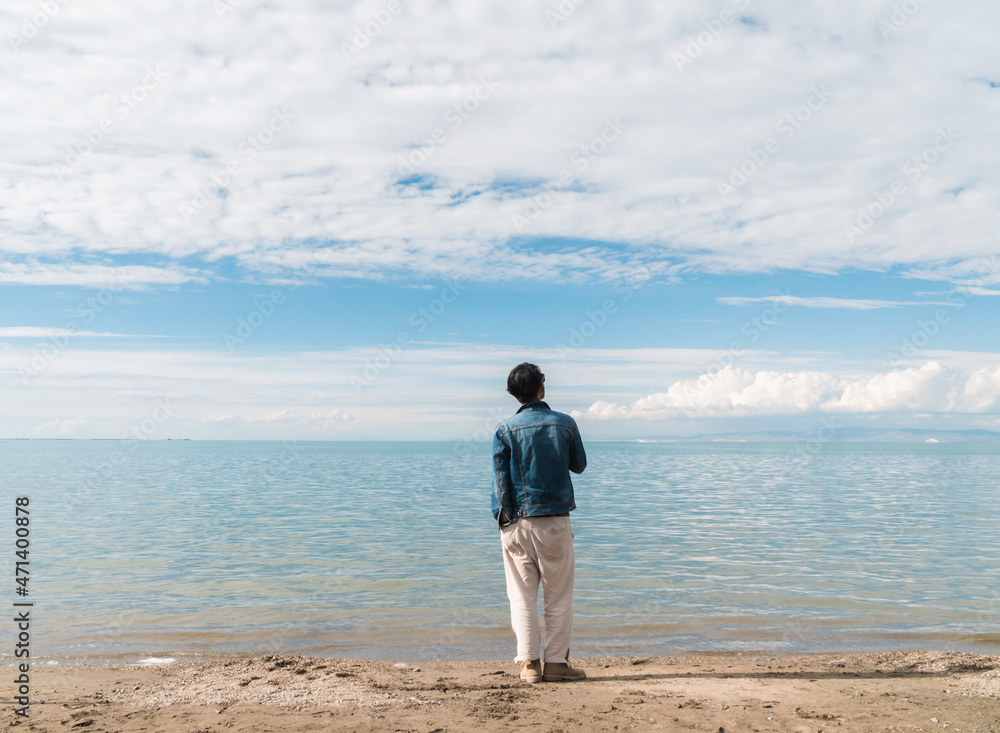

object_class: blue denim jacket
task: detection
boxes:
[492,400,587,527]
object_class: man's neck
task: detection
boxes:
[516,399,549,414]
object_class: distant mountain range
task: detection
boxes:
[629,428,1000,443]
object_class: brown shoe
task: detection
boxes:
[519,659,542,684]
[542,662,586,682]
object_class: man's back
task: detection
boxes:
[493,400,587,523]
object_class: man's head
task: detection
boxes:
[507,362,545,404]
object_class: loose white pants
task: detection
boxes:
[500,515,575,663]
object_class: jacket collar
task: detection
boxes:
[516,400,550,414]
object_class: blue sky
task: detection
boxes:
[2,0,999,439]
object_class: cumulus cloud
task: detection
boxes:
[821,362,955,413]
[2,0,996,285]
[948,366,1000,413]
[578,362,1000,419]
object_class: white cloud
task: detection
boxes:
[0,327,162,338]
[30,417,95,436]
[580,362,1000,420]
[717,295,959,310]
[949,366,1000,413]
[200,409,353,425]
[0,262,208,288]
[580,366,843,418]
[905,257,1000,289]
[2,0,997,284]
[956,286,1000,297]
[821,362,954,413]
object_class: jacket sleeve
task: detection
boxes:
[569,420,587,474]
[492,427,514,525]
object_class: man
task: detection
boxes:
[492,362,587,684]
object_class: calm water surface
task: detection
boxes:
[2,440,998,662]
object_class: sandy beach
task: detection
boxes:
[7,650,999,732]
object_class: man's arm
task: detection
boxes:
[569,420,587,474]
[492,427,515,526]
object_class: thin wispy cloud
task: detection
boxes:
[0,327,164,338]
[30,417,95,437]
[716,295,961,310]
[200,409,354,426]
[2,1,996,286]
[0,262,209,288]
[955,286,1000,297]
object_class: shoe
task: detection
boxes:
[519,659,542,684]
[542,662,587,682]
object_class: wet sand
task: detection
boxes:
[7,650,1000,732]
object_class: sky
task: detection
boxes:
[1,0,999,440]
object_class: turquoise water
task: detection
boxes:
[2,439,999,662]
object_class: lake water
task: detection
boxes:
[3,439,999,663]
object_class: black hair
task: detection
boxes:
[506,362,545,404]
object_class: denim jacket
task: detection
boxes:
[492,401,587,527]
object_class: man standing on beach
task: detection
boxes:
[492,362,587,683]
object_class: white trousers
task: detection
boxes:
[500,515,575,663]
